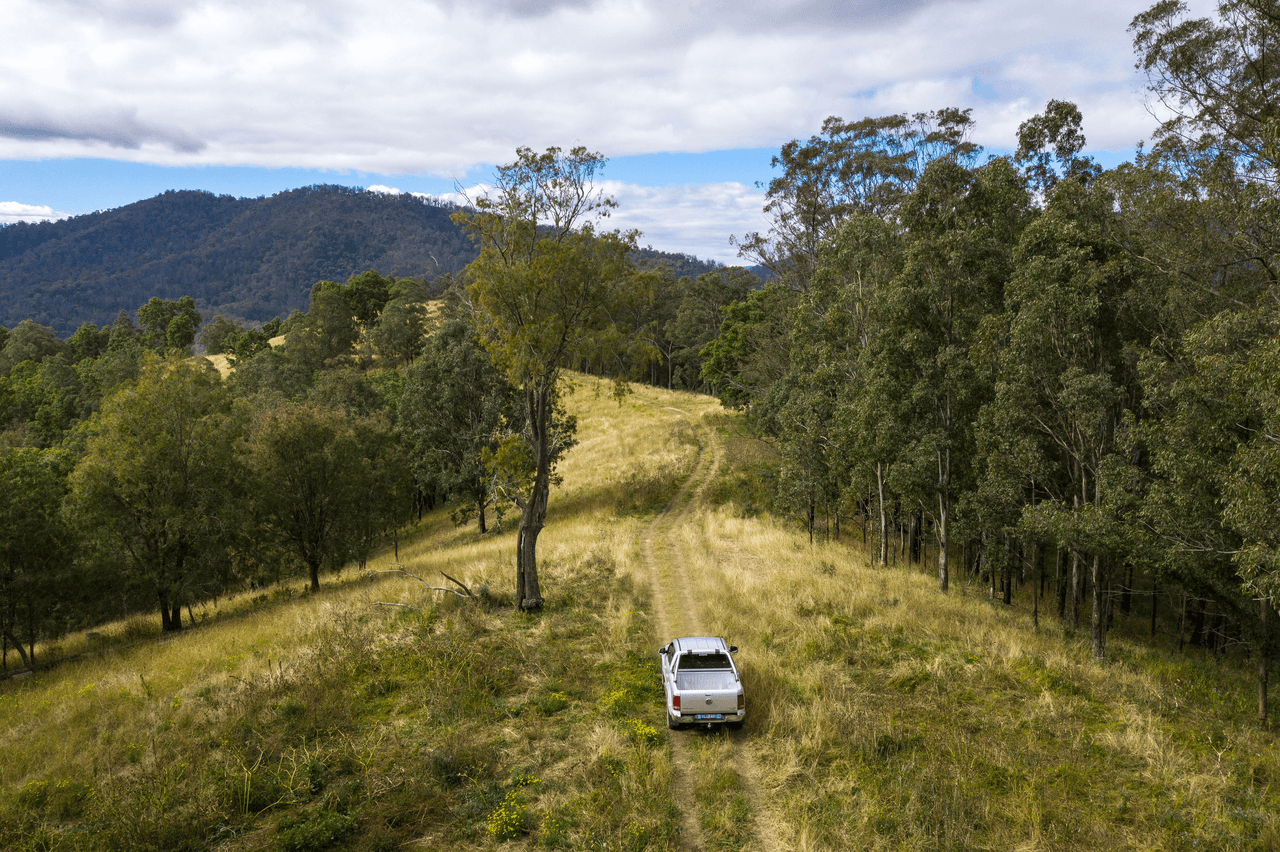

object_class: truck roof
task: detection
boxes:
[672,636,730,654]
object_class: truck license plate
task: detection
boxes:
[694,714,723,720]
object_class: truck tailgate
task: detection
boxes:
[675,671,739,714]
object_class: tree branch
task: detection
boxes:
[365,565,476,599]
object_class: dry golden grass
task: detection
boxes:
[665,445,1280,851]
[3,374,1278,852]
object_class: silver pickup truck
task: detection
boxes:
[659,636,745,730]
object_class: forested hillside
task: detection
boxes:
[0,186,725,336]
[0,186,473,333]
[1,0,1277,734]
[2,1,1280,846]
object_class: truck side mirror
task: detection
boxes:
[658,647,668,655]
[729,646,738,653]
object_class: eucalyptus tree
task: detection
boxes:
[1126,0,1280,679]
[720,109,986,542]
[248,402,397,591]
[986,175,1152,656]
[451,146,653,611]
[0,447,72,667]
[136,296,201,354]
[869,156,1031,592]
[698,282,797,421]
[816,212,910,565]
[734,109,980,292]
[400,306,519,533]
[0,320,66,373]
[664,268,758,392]
[70,355,248,631]
[371,278,432,367]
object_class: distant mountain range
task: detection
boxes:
[0,185,730,335]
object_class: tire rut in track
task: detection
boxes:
[642,408,787,852]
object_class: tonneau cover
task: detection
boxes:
[675,671,737,691]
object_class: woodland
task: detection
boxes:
[0,185,479,334]
[0,0,1279,725]
[1,2,1280,849]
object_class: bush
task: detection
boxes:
[276,809,357,852]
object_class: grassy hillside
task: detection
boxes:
[2,377,1278,851]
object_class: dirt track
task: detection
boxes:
[641,407,787,852]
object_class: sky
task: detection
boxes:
[0,0,1209,264]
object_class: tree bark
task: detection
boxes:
[1259,599,1269,727]
[1121,561,1133,616]
[1031,540,1040,631]
[159,590,180,632]
[1090,552,1106,660]
[1151,581,1159,637]
[876,462,888,567]
[516,493,546,610]
[3,627,29,669]
[516,384,550,612]
[1056,546,1066,619]
[937,448,950,592]
[1002,533,1013,605]
[1070,548,1083,630]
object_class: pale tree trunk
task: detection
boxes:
[1069,548,1081,630]
[937,447,950,592]
[1031,540,1040,631]
[1260,600,1270,727]
[876,462,888,567]
[1090,553,1106,659]
[516,385,550,611]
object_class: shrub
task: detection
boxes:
[276,809,357,852]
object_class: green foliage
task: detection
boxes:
[137,296,201,355]
[198,315,244,355]
[0,447,74,662]
[453,145,653,609]
[400,306,518,532]
[69,355,248,631]
[248,402,407,589]
[0,320,66,373]
[698,282,795,415]
[0,187,468,335]
[276,809,357,852]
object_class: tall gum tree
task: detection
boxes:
[70,355,247,631]
[451,146,654,611]
[871,156,1031,592]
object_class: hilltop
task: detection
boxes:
[0,187,725,336]
[1,377,1277,851]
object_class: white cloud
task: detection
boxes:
[0,201,73,226]
[0,0,1176,174]
[1,0,1210,256]
[605,181,767,265]
[366,179,762,264]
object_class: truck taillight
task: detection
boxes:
[738,694,745,711]
[673,695,681,711]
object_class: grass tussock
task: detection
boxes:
[0,376,708,852]
[681,415,1280,851]
[3,376,1278,851]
